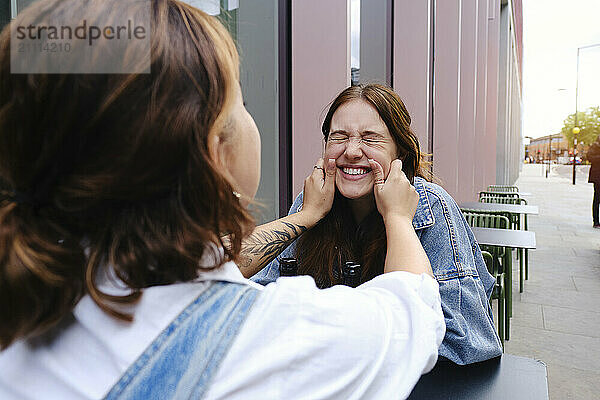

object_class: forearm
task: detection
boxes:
[384,216,433,278]
[235,211,317,278]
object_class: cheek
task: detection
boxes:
[324,143,344,160]
[362,148,394,177]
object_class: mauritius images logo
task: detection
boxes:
[11,0,151,74]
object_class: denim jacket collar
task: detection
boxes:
[412,177,435,230]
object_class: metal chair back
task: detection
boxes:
[479,195,527,205]
[487,185,518,193]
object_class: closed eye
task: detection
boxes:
[328,133,348,142]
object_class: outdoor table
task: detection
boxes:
[460,202,539,215]
[470,227,536,340]
[471,227,536,249]
[462,202,538,297]
[463,201,538,280]
[408,354,549,400]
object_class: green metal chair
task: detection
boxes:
[487,184,519,193]
[462,210,510,342]
[479,191,522,203]
[479,195,530,293]
[481,250,505,347]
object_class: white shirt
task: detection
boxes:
[0,262,444,400]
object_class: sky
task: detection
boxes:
[523,0,600,138]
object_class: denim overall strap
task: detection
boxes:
[104,281,259,400]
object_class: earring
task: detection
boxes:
[232,191,241,199]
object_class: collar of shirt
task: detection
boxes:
[94,245,262,298]
[412,177,435,230]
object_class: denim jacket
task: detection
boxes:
[252,177,503,365]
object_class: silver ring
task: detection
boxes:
[375,179,385,185]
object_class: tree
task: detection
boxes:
[561,106,600,146]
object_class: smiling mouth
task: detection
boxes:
[339,166,372,176]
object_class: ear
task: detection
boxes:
[208,131,228,170]
[208,131,237,187]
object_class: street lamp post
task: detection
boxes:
[573,43,600,185]
[546,135,552,178]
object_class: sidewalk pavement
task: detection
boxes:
[501,163,600,400]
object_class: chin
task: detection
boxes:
[338,185,374,200]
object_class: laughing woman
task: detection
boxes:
[248,84,503,365]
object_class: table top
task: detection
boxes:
[471,227,536,249]
[408,354,549,400]
[461,202,539,215]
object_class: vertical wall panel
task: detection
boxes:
[496,3,510,184]
[393,0,432,153]
[291,0,350,197]
[433,0,461,197]
[457,0,478,203]
[474,0,489,192]
[486,0,501,186]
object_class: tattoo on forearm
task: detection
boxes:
[241,221,307,268]
[238,256,252,269]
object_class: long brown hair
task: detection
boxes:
[297,84,431,288]
[0,0,253,349]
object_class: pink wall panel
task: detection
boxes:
[433,0,461,198]
[393,0,432,153]
[486,0,501,186]
[474,0,489,193]
[291,0,350,197]
[457,0,478,203]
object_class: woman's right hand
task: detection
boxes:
[300,157,336,227]
[368,158,419,223]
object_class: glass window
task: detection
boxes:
[192,1,283,223]
[1,1,40,30]
[0,2,11,31]
[3,0,286,222]
[351,0,360,85]
[351,0,393,86]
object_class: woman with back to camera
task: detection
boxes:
[586,135,600,228]
[243,84,503,365]
[0,1,445,399]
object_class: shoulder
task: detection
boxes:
[413,177,460,230]
[415,177,456,205]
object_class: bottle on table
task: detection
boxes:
[342,261,362,288]
[279,258,298,277]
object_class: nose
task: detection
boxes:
[344,138,363,160]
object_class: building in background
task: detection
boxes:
[3,0,524,218]
[527,134,589,164]
[527,134,570,163]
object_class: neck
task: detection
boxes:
[349,193,376,224]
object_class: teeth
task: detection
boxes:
[342,167,370,175]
